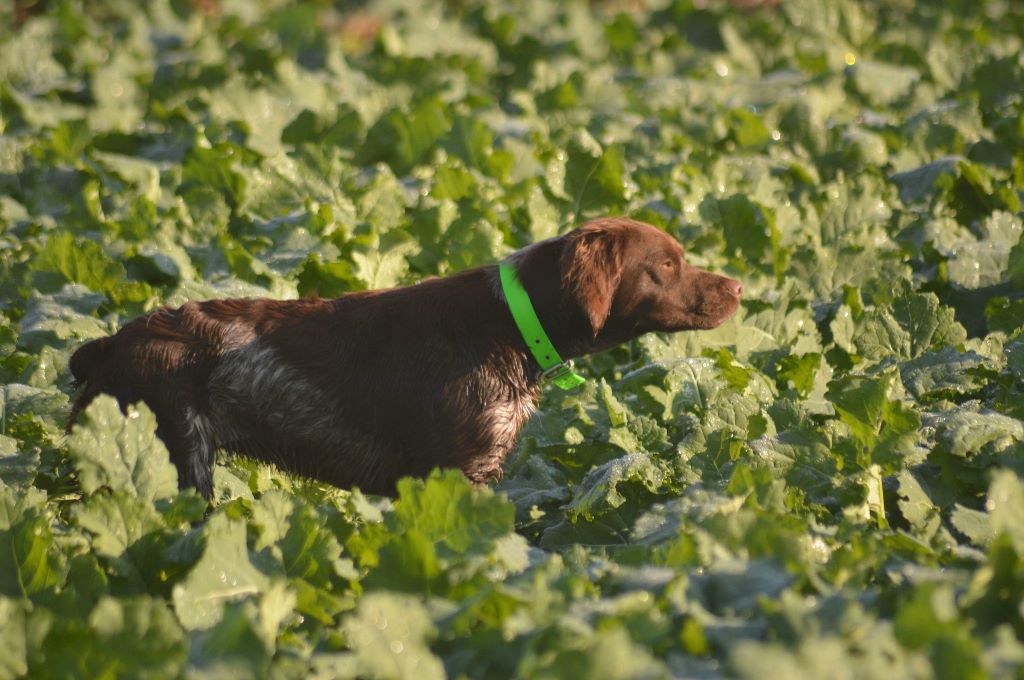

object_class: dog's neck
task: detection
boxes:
[498,238,602,362]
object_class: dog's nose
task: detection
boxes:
[725,278,743,298]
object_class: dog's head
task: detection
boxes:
[559,217,742,343]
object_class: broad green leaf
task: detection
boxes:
[749,429,838,503]
[0,508,66,598]
[358,97,451,174]
[986,471,1024,554]
[17,285,110,353]
[563,130,628,216]
[29,233,125,296]
[931,406,1023,458]
[776,353,821,397]
[946,212,1022,288]
[186,602,271,678]
[726,108,770,149]
[66,395,179,503]
[0,598,27,680]
[852,60,920,106]
[339,593,445,680]
[0,442,39,487]
[351,240,419,290]
[853,289,967,361]
[73,491,164,558]
[897,471,941,535]
[701,193,778,266]
[497,455,571,521]
[900,348,987,400]
[518,626,667,680]
[950,504,993,547]
[33,596,187,680]
[363,529,444,594]
[566,453,665,521]
[985,297,1024,334]
[251,491,350,587]
[172,513,270,630]
[893,583,986,680]
[892,158,960,205]
[391,469,515,556]
[181,143,249,209]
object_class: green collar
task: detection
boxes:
[499,262,586,390]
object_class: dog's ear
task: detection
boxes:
[560,224,625,337]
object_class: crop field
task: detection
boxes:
[1,0,1023,677]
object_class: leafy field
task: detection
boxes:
[2,0,1024,677]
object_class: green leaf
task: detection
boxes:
[66,396,179,503]
[986,471,1024,554]
[391,469,515,556]
[518,626,667,680]
[894,583,961,649]
[893,583,986,680]
[443,114,495,172]
[899,348,987,400]
[251,491,350,588]
[566,453,665,521]
[364,529,444,594]
[984,296,1024,334]
[351,239,419,290]
[172,513,270,630]
[0,598,27,680]
[497,455,571,521]
[776,353,821,397]
[34,596,187,680]
[0,503,66,598]
[181,143,249,209]
[852,60,920,106]
[946,211,1022,288]
[73,491,164,558]
[0,442,39,487]
[563,130,628,216]
[339,593,445,680]
[892,158,960,205]
[726,108,770,149]
[931,406,1023,458]
[29,233,126,297]
[825,374,888,448]
[749,429,838,503]
[701,193,780,270]
[950,503,993,547]
[853,288,967,361]
[186,602,272,678]
[16,285,110,353]
[358,97,451,174]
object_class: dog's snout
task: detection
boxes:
[724,278,742,298]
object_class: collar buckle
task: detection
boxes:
[541,360,586,389]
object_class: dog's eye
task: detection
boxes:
[661,259,675,270]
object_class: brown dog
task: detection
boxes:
[68,217,741,498]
